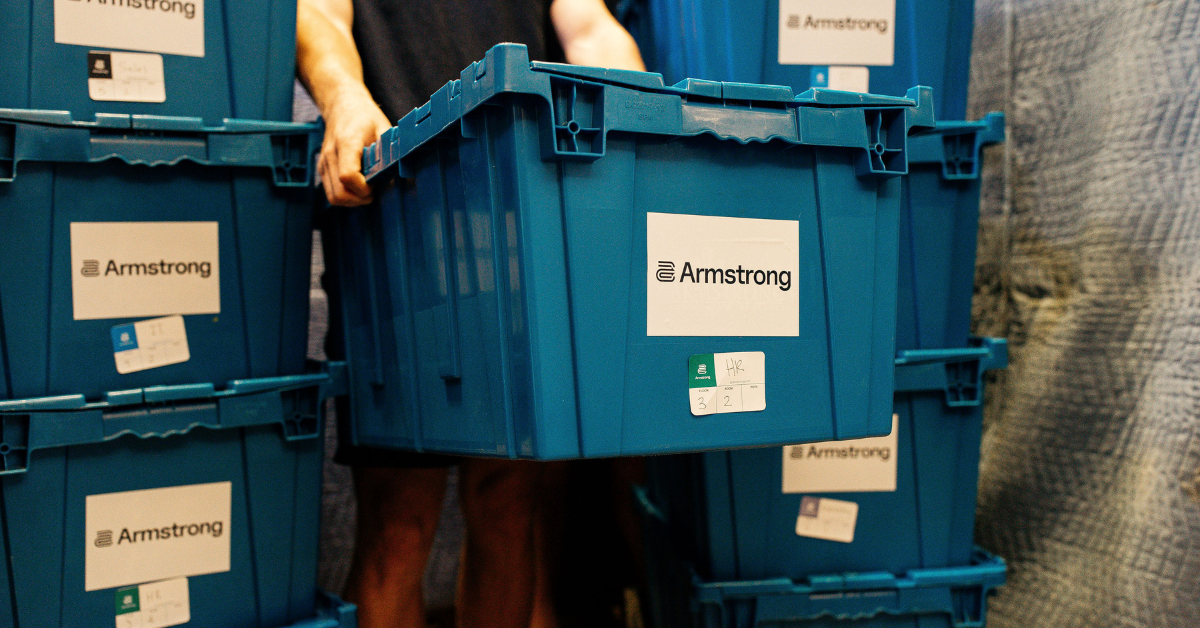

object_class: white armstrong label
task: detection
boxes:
[115,577,190,628]
[86,482,231,592]
[71,222,219,321]
[112,315,190,374]
[778,0,895,67]
[795,496,858,543]
[55,0,205,58]
[647,213,799,337]
[781,414,898,493]
[88,51,166,103]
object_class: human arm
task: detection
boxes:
[550,0,646,72]
[296,0,392,206]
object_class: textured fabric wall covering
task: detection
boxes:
[969,1,1200,625]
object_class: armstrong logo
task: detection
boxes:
[80,259,213,279]
[655,261,791,291]
[93,520,224,548]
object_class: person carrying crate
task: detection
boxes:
[294,2,643,627]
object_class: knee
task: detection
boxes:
[353,469,446,557]
[461,462,539,544]
[358,505,441,556]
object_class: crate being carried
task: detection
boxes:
[0,110,319,401]
[0,369,344,627]
[632,0,977,120]
[0,0,298,123]
[642,338,1007,583]
[328,43,934,459]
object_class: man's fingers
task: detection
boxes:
[337,138,373,197]
[320,157,338,206]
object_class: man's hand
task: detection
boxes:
[316,87,392,206]
[297,0,391,206]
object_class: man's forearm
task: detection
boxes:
[561,21,644,71]
[296,0,375,115]
[551,0,646,72]
[296,0,391,205]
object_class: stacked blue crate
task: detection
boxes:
[0,100,344,628]
[0,0,299,124]
[639,113,1008,626]
[899,114,1005,352]
[631,0,976,120]
[0,369,350,627]
[640,342,1007,628]
[0,111,320,400]
[0,4,344,624]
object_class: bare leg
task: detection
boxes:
[457,458,541,628]
[343,466,449,628]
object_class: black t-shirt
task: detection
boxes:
[353,0,563,123]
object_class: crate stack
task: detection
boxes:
[0,1,354,626]
[338,39,1005,620]
[623,1,1010,627]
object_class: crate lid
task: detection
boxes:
[0,110,320,186]
[0,372,330,412]
[363,43,936,181]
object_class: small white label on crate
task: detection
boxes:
[88,51,167,103]
[816,66,871,93]
[795,496,858,543]
[688,352,766,416]
[55,0,205,58]
[85,482,231,592]
[781,414,898,493]
[71,222,220,321]
[778,0,895,67]
[112,315,190,374]
[647,213,799,337]
[115,577,190,628]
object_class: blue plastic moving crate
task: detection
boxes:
[898,115,1004,352]
[639,521,1005,628]
[643,338,1006,583]
[633,0,976,121]
[0,368,346,627]
[0,0,298,124]
[0,110,319,401]
[331,43,936,459]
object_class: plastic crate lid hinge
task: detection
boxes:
[894,337,1008,406]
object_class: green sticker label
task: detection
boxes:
[115,585,140,615]
[689,354,717,389]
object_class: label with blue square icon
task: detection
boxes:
[111,324,139,353]
[809,66,870,93]
[110,315,190,375]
